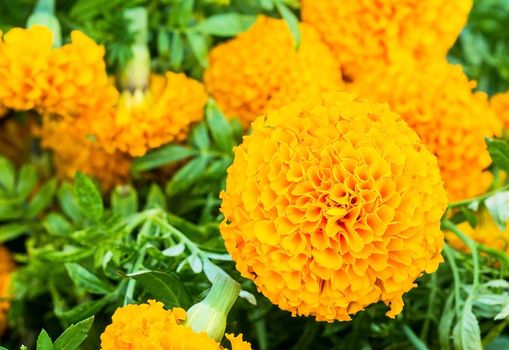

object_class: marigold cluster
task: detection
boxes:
[0,246,15,334]
[0,26,114,117]
[204,16,343,127]
[447,210,509,254]
[301,0,472,81]
[98,72,208,157]
[348,61,501,201]
[100,300,251,350]
[220,92,447,321]
[490,92,509,129]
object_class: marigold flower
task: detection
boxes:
[349,60,501,201]
[0,246,14,334]
[220,92,447,321]
[490,92,509,129]
[204,16,343,127]
[301,0,472,80]
[38,114,131,190]
[100,300,251,350]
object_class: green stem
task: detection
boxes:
[420,273,437,341]
[443,244,462,315]
[123,245,147,306]
[402,324,429,350]
[33,0,55,13]
[448,184,509,209]
[27,0,61,47]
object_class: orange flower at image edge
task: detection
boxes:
[0,246,15,334]
[100,300,251,350]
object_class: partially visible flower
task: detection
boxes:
[349,60,501,201]
[100,300,251,350]
[0,246,14,334]
[0,26,53,111]
[447,210,509,254]
[301,0,472,81]
[205,16,343,127]
[491,92,509,129]
[220,92,447,321]
[97,72,207,157]
[38,113,131,191]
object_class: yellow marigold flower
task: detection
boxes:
[349,60,501,202]
[301,0,472,81]
[100,300,251,350]
[0,246,14,334]
[204,16,343,127]
[491,92,509,129]
[98,72,207,157]
[38,114,131,191]
[0,26,53,111]
[220,92,447,322]
[447,210,509,254]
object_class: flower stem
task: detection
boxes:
[27,0,61,47]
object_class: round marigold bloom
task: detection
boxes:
[100,300,251,350]
[301,0,472,80]
[38,114,131,190]
[491,92,509,129]
[0,26,53,111]
[204,16,343,127]
[220,92,447,321]
[0,246,14,334]
[98,72,207,157]
[349,60,501,202]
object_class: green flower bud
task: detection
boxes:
[27,0,61,47]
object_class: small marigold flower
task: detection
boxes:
[98,72,208,157]
[490,92,509,129]
[220,92,447,321]
[204,16,343,127]
[349,60,501,202]
[0,246,14,334]
[100,300,251,350]
[38,114,131,190]
[301,0,472,80]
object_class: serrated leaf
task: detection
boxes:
[133,145,197,173]
[65,263,113,295]
[36,329,54,350]
[74,173,103,222]
[0,223,29,243]
[27,179,57,217]
[128,270,192,309]
[54,316,94,350]
[0,157,15,193]
[162,243,185,257]
[196,13,256,37]
[16,164,38,199]
[111,185,138,217]
[453,304,482,350]
[166,156,210,195]
[486,138,509,173]
[495,301,509,320]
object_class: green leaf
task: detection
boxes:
[439,298,456,350]
[128,270,192,309]
[57,294,116,324]
[36,329,54,350]
[0,223,29,243]
[44,213,73,236]
[132,145,197,173]
[206,102,234,153]
[58,182,84,223]
[186,31,208,68]
[111,185,138,217]
[16,164,38,199]
[275,2,301,49]
[54,316,94,350]
[0,157,15,193]
[195,13,256,37]
[166,156,210,195]
[191,122,210,150]
[38,247,94,263]
[170,32,184,70]
[65,263,113,295]
[74,172,103,222]
[26,179,57,217]
[145,184,167,210]
[485,191,509,231]
[452,304,482,350]
[486,138,509,173]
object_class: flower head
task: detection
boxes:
[100,300,251,350]
[490,92,509,129]
[301,0,472,80]
[204,16,343,127]
[349,60,501,201]
[98,72,207,157]
[0,246,14,334]
[220,92,447,321]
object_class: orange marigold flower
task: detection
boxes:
[301,0,472,80]
[100,300,251,350]
[220,92,447,322]
[348,60,501,202]
[0,26,53,111]
[0,246,15,334]
[98,72,207,157]
[204,16,343,127]
[38,114,131,191]
[491,91,509,129]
